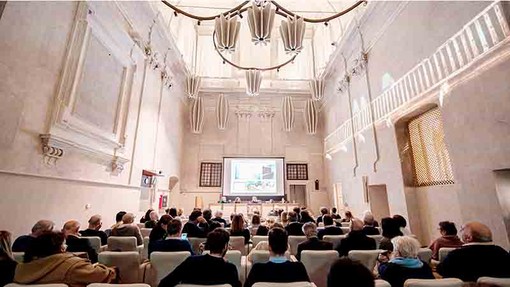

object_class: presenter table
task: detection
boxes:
[209,202,300,217]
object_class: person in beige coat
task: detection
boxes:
[14,231,116,287]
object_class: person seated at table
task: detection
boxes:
[428,221,463,261]
[12,220,55,252]
[296,222,333,261]
[79,215,108,246]
[149,219,193,256]
[318,215,344,240]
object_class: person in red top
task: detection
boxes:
[428,221,463,261]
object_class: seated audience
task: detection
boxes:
[318,215,344,240]
[378,236,434,287]
[393,215,411,236]
[280,211,289,227]
[331,207,341,220]
[12,220,54,252]
[299,210,316,224]
[256,218,275,236]
[293,207,302,221]
[144,211,159,228]
[363,210,379,226]
[337,218,376,257]
[428,221,463,261]
[362,212,380,235]
[140,209,154,224]
[328,258,375,287]
[79,214,108,245]
[177,208,186,219]
[14,232,116,287]
[341,211,354,223]
[296,222,333,261]
[437,221,510,281]
[62,220,98,263]
[250,214,261,232]
[245,227,310,287]
[182,210,207,238]
[380,217,403,251]
[167,207,178,218]
[211,210,227,227]
[0,231,17,287]
[230,214,250,244]
[285,211,304,236]
[111,213,143,245]
[158,228,240,287]
[109,211,126,230]
[202,209,221,231]
[149,219,193,256]
[247,223,290,262]
[316,207,329,224]
[149,214,172,242]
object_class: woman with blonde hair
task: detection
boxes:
[0,230,17,286]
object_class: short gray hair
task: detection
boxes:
[31,220,55,235]
[391,236,420,258]
[302,222,318,238]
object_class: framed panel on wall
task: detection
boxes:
[199,162,222,187]
[286,163,308,180]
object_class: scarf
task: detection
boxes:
[389,257,423,268]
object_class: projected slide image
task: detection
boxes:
[231,160,276,193]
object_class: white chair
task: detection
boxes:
[229,236,247,255]
[375,280,391,287]
[301,250,339,287]
[348,249,383,272]
[140,228,152,238]
[250,250,291,264]
[204,250,243,281]
[150,251,191,285]
[107,236,137,251]
[341,222,350,227]
[438,247,457,263]
[12,252,24,263]
[323,235,346,249]
[88,284,150,287]
[404,278,464,287]
[176,285,232,287]
[252,236,268,248]
[288,236,307,256]
[252,282,313,287]
[340,227,350,234]
[188,237,207,254]
[98,251,141,283]
[82,236,102,254]
[6,284,68,287]
[137,223,145,229]
[368,235,383,249]
[478,277,510,287]
[142,236,150,260]
[418,248,433,264]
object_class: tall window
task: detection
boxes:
[408,108,454,186]
[199,162,222,187]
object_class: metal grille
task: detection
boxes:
[408,108,454,187]
[199,162,222,187]
[286,164,308,180]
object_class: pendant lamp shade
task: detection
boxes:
[190,97,204,134]
[185,74,201,99]
[214,13,241,53]
[310,78,325,101]
[282,96,295,132]
[304,99,318,134]
[280,15,306,54]
[216,94,229,130]
[246,69,262,96]
[247,2,276,45]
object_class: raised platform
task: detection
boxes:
[209,202,300,217]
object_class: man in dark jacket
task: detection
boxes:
[316,207,329,224]
[285,211,304,236]
[79,215,108,246]
[318,215,344,239]
[296,222,333,261]
[336,218,376,257]
[437,221,510,281]
[149,219,193,256]
[63,220,98,263]
[12,220,55,252]
[182,210,208,238]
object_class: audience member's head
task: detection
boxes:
[268,227,288,257]
[31,220,55,237]
[202,209,212,221]
[214,210,223,219]
[381,217,403,239]
[438,221,458,236]
[251,214,261,226]
[189,210,202,223]
[461,221,492,243]
[177,208,184,216]
[149,211,158,221]
[115,211,127,223]
[393,215,407,229]
[328,258,375,287]
[168,208,178,218]
[122,213,135,224]
[88,215,102,230]
[272,222,284,229]
[231,214,245,232]
[167,219,183,237]
[24,232,66,263]
[300,210,314,222]
[391,236,420,259]
[363,211,375,226]
[350,218,364,232]
[158,214,172,229]
[345,211,353,220]
[332,207,338,214]
[302,222,318,238]
[293,207,301,215]
[207,228,230,256]
[288,211,298,222]
[323,215,334,226]
[280,211,288,225]
[142,209,154,223]
[62,220,80,237]
[0,231,13,260]
[320,207,329,216]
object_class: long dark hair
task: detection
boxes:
[141,209,154,223]
[381,217,403,239]
[24,232,65,263]
[231,214,245,232]
[300,210,315,223]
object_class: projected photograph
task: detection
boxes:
[231,160,276,194]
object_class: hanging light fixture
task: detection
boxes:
[214,13,240,53]
[190,97,204,134]
[304,99,318,135]
[310,78,325,101]
[245,69,262,96]
[247,1,275,45]
[280,15,305,54]
[185,74,201,99]
[216,94,229,130]
[282,96,294,132]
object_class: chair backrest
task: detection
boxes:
[323,235,346,249]
[252,236,268,247]
[318,222,324,227]
[288,236,307,255]
[203,250,242,280]
[137,223,145,229]
[142,236,150,260]
[438,247,457,263]
[12,252,24,263]
[477,277,510,287]
[229,236,247,255]
[140,228,152,238]
[98,251,140,283]
[176,285,232,287]
[340,227,350,234]
[107,236,137,251]
[375,280,392,287]
[341,222,350,227]
[88,284,150,287]
[252,282,313,287]
[6,284,68,287]
[418,248,433,264]
[187,237,207,254]
[300,250,339,287]
[368,235,383,249]
[348,249,383,272]
[82,236,102,253]
[404,278,464,287]
[150,251,191,284]
[250,227,259,236]
[250,250,291,264]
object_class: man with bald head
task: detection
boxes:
[80,214,108,245]
[336,218,376,256]
[12,219,55,252]
[63,220,98,263]
[437,221,510,281]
